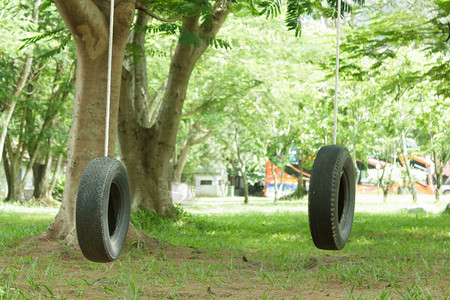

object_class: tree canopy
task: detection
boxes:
[0,0,448,207]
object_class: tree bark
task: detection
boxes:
[118,1,231,215]
[234,128,249,204]
[133,13,151,128]
[378,162,388,202]
[293,149,307,198]
[278,170,285,202]
[44,0,135,244]
[431,147,449,203]
[432,150,440,203]
[3,143,23,201]
[271,162,279,203]
[298,158,305,196]
[49,153,64,196]
[33,150,53,200]
[402,130,418,203]
[173,128,213,182]
[351,117,360,191]
[240,165,249,204]
[0,102,17,165]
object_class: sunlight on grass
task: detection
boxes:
[1,195,449,299]
[132,195,450,271]
[0,202,58,221]
[0,202,57,247]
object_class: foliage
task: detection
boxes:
[0,0,74,201]
[259,0,366,37]
[1,0,448,203]
[0,0,36,103]
[175,11,339,187]
[51,174,65,202]
[333,0,449,201]
[17,0,73,61]
[340,0,449,97]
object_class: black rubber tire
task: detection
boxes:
[76,157,131,262]
[308,145,355,250]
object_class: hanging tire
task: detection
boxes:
[76,157,131,262]
[308,145,355,250]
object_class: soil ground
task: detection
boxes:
[0,236,345,299]
[1,194,449,299]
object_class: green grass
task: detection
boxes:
[131,198,450,298]
[132,201,450,261]
[0,202,57,248]
[1,197,449,299]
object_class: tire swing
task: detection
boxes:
[76,0,131,263]
[308,0,355,250]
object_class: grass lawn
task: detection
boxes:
[0,194,449,299]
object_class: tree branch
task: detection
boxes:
[191,130,213,145]
[182,80,262,117]
[136,1,182,23]
[53,0,107,42]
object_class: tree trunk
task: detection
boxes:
[431,148,448,203]
[379,164,388,202]
[173,129,213,182]
[49,153,64,195]
[44,0,135,245]
[294,151,307,198]
[278,170,285,202]
[174,140,192,183]
[33,151,53,200]
[3,147,23,201]
[382,187,389,202]
[3,119,42,202]
[432,150,441,203]
[234,129,249,204]
[0,102,17,165]
[352,136,360,191]
[118,1,231,215]
[119,68,173,213]
[298,158,305,196]
[271,162,279,203]
[402,130,417,203]
[240,164,249,204]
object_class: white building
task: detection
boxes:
[193,166,228,197]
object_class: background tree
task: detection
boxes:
[118,1,233,216]
[0,0,41,165]
[170,3,366,201]
[30,59,74,202]
[416,92,450,202]
[338,0,449,202]
[1,0,76,202]
[3,60,72,201]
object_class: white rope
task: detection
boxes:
[105,0,115,157]
[333,0,341,145]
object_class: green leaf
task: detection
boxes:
[259,0,282,19]
[179,30,202,47]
